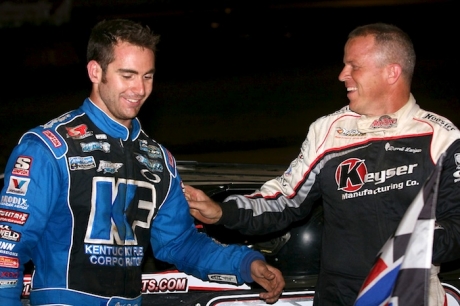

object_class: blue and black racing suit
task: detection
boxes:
[0,98,263,306]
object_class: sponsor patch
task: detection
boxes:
[12,156,32,176]
[0,278,18,288]
[208,274,238,284]
[336,127,365,137]
[68,156,96,171]
[42,130,62,147]
[43,114,71,129]
[97,160,123,174]
[0,195,29,210]
[136,154,163,172]
[0,271,19,278]
[384,142,421,153]
[81,142,110,153]
[0,241,16,252]
[370,115,398,129]
[6,176,30,196]
[66,124,93,139]
[0,255,19,268]
[423,113,456,131]
[369,115,397,129]
[0,209,29,225]
[455,153,460,167]
[453,153,460,183]
[95,134,107,140]
[335,158,419,199]
[140,169,161,183]
[0,225,21,242]
[0,247,18,257]
[139,140,162,159]
[165,149,175,169]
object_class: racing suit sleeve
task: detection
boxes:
[150,171,265,285]
[218,124,323,236]
[0,135,64,306]
[432,139,460,263]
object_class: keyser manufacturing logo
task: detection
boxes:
[335,158,418,193]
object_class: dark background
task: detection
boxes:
[0,0,458,170]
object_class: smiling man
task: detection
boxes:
[0,19,284,306]
[338,27,414,117]
[186,23,460,305]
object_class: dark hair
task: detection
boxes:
[349,23,416,83]
[86,19,160,72]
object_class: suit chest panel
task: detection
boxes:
[318,135,434,208]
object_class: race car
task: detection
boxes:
[1,161,460,305]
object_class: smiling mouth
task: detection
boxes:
[123,97,143,105]
[347,87,357,92]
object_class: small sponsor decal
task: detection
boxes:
[165,149,175,168]
[81,142,111,153]
[423,113,456,131]
[0,247,18,257]
[0,278,18,288]
[6,176,30,196]
[0,271,19,278]
[42,130,62,147]
[369,115,397,129]
[68,156,96,171]
[455,153,460,168]
[97,160,123,174]
[208,274,238,284]
[136,154,163,172]
[0,195,29,210]
[42,114,71,129]
[384,142,421,153]
[453,153,460,183]
[95,134,107,140]
[12,156,32,176]
[140,169,161,183]
[0,241,16,252]
[66,124,93,139]
[0,209,29,225]
[0,255,19,268]
[336,127,365,137]
[0,225,21,242]
[139,140,162,159]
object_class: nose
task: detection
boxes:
[338,66,349,82]
[132,77,146,96]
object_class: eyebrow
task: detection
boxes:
[117,68,155,75]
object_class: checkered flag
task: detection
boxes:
[354,156,443,306]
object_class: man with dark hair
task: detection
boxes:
[186,23,460,305]
[0,19,284,305]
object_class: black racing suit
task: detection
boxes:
[218,95,460,305]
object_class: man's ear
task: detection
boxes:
[386,63,402,85]
[87,60,102,83]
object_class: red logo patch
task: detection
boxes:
[12,156,32,177]
[335,158,368,192]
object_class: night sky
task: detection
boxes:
[0,0,458,168]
